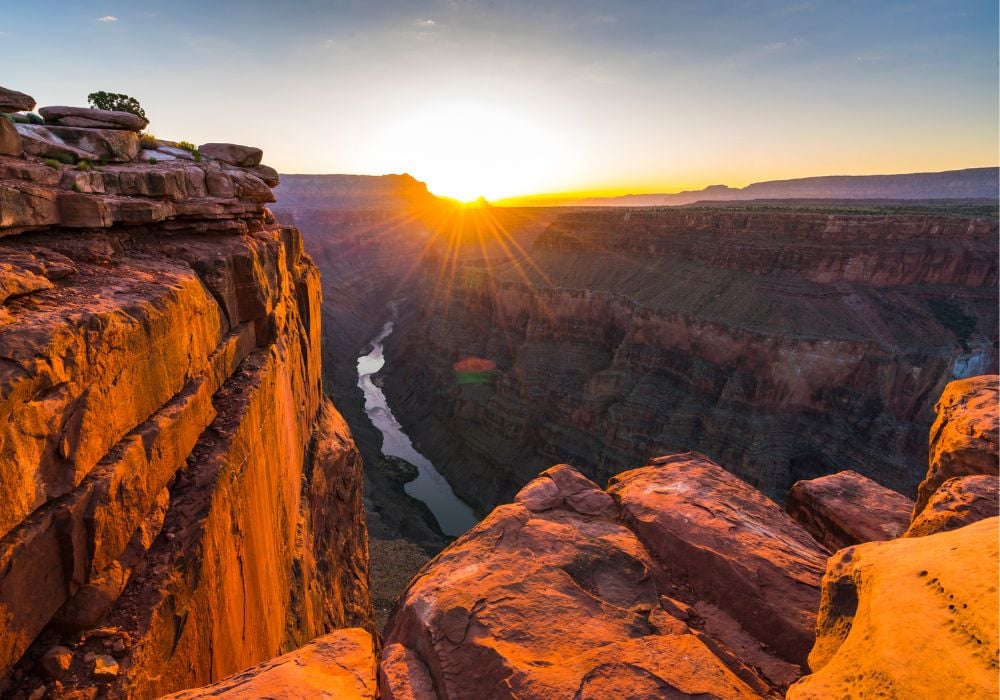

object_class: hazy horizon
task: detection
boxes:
[6,0,998,201]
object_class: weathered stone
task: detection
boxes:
[0,183,60,232]
[163,629,377,699]
[38,106,148,131]
[381,464,778,698]
[915,375,999,516]
[59,170,105,194]
[0,86,35,112]
[41,125,140,162]
[788,516,999,699]
[905,474,999,537]
[89,654,118,681]
[39,646,73,679]
[250,164,279,187]
[15,124,97,161]
[786,470,914,551]
[609,453,827,667]
[199,142,263,167]
[57,192,113,227]
[0,118,21,156]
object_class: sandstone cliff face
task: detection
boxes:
[0,90,371,698]
[383,207,998,512]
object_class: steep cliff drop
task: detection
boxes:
[383,205,999,512]
[0,87,373,698]
[381,376,999,699]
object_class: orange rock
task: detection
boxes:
[381,462,803,699]
[610,453,826,666]
[786,470,914,551]
[915,375,999,517]
[789,516,999,699]
[162,629,377,699]
[905,474,998,537]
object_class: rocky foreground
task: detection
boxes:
[0,86,372,698]
[176,376,997,699]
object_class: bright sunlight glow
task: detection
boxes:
[371,102,572,202]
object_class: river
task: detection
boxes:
[357,319,479,537]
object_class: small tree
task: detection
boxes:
[87,91,147,121]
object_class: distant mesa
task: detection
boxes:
[577,167,1000,206]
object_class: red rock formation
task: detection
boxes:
[0,88,372,698]
[382,206,998,516]
[914,375,999,516]
[381,455,828,698]
[788,516,999,699]
[785,470,914,551]
[162,628,377,699]
[905,474,999,537]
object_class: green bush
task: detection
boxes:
[177,140,202,161]
[140,132,157,147]
[43,159,61,169]
[87,91,147,121]
[76,160,91,171]
[148,157,158,165]
[71,183,81,193]
[25,112,43,124]
[51,152,76,165]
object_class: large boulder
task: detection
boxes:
[786,470,914,551]
[38,105,148,131]
[915,375,999,516]
[162,629,377,699]
[0,86,34,113]
[199,142,263,167]
[905,474,998,537]
[15,124,141,162]
[609,453,827,667]
[788,516,999,699]
[380,464,771,699]
[14,124,96,162]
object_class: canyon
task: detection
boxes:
[0,82,997,700]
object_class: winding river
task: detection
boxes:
[357,319,478,537]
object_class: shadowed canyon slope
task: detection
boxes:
[0,88,372,698]
[382,205,998,512]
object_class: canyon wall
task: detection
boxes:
[0,90,371,698]
[383,206,999,511]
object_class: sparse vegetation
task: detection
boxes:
[929,298,977,350]
[50,152,76,165]
[75,160,91,172]
[87,91,147,121]
[177,141,203,161]
[140,132,158,147]
[43,159,61,169]
[71,182,81,193]
[148,157,158,164]
[8,112,44,124]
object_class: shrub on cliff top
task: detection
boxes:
[177,141,202,161]
[87,91,147,121]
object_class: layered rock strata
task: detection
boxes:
[384,207,999,512]
[0,87,372,698]
[381,454,827,698]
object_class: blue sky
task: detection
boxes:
[4,0,997,198]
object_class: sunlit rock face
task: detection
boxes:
[382,207,999,512]
[0,88,372,698]
[381,454,826,698]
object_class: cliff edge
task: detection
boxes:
[0,86,372,698]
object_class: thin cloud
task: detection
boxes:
[415,19,437,27]
[97,15,118,23]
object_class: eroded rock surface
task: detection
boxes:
[915,375,999,516]
[906,474,999,537]
[789,516,999,699]
[163,628,378,699]
[786,470,914,551]
[381,456,827,699]
[0,93,372,699]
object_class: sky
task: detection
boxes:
[4,0,998,201]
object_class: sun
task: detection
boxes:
[372,102,569,202]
